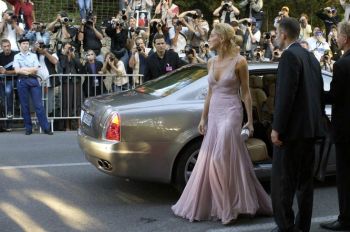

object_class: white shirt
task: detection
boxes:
[306,37,330,61]
[37,53,59,87]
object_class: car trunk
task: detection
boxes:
[80,91,159,139]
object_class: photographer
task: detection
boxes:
[261,30,276,61]
[179,9,209,52]
[26,22,50,45]
[273,6,289,29]
[105,16,129,69]
[147,18,170,48]
[57,42,82,130]
[82,49,104,97]
[168,16,189,55]
[181,44,206,64]
[252,46,265,62]
[47,11,78,53]
[328,25,341,61]
[198,41,214,62]
[213,0,240,24]
[7,0,35,31]
[0,9,24,51]
[242,17,261,60]
[126,17,145,51]
[320,50,335,72]
[316,6,339,42]
[340,0,350,21]
[155,0,179,28]
[32,40,58,116]
[239,0,263,30]
[299,14,312,40]
[306,28,330,62]
[271,47,282,62]
[78,13,103,62]
[129,36,150,85]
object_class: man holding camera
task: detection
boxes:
[26,22,50,45]
[316,7,339,42]
[213,0,240,24]
[7,0,35,31]
[13,37,52,135]
[242,17,261,60]
[306,27,330,62]
[239,0,263,30]
[179,9,209,53]
[33,40,59,116]
[0,9,24,51]
[78,13,103,62]
[129,36,150,85]
[274,6,289,29]
[299,14,312,40]
[105,16,129,70]
[47,11,78,53]
[181,44,206,64]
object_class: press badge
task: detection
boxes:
[165,63,173,72]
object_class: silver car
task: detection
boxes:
[78,63,335,190]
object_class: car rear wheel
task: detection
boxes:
[174,141,201,191]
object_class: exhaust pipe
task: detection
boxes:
[97,159,113,171]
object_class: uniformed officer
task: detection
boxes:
[13,37,53,135]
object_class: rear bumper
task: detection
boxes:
[77,129,173,183]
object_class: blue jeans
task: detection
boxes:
[77,0,92,19]
[0,78,15,115]
[17,77,49,132]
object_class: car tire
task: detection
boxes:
[174,140,201,192]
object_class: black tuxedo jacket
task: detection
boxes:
[273,43,326,141]
[326,50,350,142]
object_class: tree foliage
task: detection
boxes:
[175,0,345,31]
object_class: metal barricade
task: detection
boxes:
[42,73,143,130]
[0,73,143,131]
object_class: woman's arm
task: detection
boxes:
[237,57,254,133]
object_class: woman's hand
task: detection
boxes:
[243,122,254,137]
[198,119,207,135]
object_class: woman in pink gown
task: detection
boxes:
[171,23,273,224]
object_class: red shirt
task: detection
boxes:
[8,0,34,29]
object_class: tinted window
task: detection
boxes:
[135,66,207,97]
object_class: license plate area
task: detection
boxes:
[82,110,93,127]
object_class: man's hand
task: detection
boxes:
[271,129,283,146]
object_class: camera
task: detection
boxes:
[38,42,50,49]
[121,8,127,21]
[185,46,194,56]
[109,57,114,62]
[60,17,72,23]
[204,42,209,48]
[247,22,252,27]
[264,33,271,40]
[157,23,162,28]
[68,47,75,53]
[85,11,94,27]
[136,45,142,52]
[192,14,198,19]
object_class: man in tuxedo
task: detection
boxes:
[320,21,350,231]
[270,17,326,232]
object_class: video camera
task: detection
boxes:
[85,11,94,27]
[60,17,72,23]
[264,32,271,40]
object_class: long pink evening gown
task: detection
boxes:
[171,55,273,224]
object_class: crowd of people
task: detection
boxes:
[0,1,350,232]
[0,0,347,130]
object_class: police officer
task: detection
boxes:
[13,37,53,135]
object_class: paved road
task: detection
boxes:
[0,131,339,232]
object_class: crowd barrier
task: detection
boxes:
[0,73,144,131]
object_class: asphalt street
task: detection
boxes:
[0,131,340,232]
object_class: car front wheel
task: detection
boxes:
[174,140,201,191]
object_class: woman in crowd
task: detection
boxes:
[171,22,272,224]
[101,52,127,93]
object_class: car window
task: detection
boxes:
[135,66,207,97]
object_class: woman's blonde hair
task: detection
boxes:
[212,23,238,55]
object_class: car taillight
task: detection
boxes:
[105,113,121,141]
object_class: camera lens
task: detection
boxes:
[204,43,209,48]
